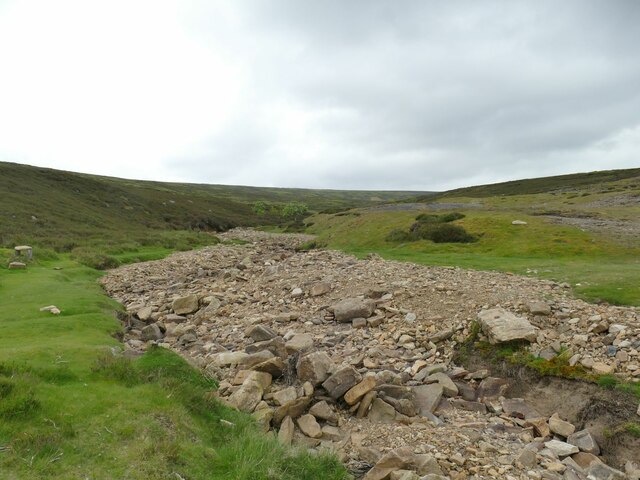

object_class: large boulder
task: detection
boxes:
[172,294,200,315]
[331,298,375,323]
[477,308,537,344]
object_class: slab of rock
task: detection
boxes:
[571,452,602,470]
[245,337,287,358]
[567,430,600,455]
[344,375,377,405]
[172,294,199,315]
[332,298,375,322]
[592,362,615,375]
[296,351,333,385]
[413,384,443,415]
[8,262,26,269]
[477,308,537,344]
[549,413,576,438]
[544,439,579,457]
[322,366,362,399]
[297,414,322,438]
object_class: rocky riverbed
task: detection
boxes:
[101,229,640,480]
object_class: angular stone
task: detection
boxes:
[571,452,602,470]
[344,376,377,405]
[544,439,579,457]
[322,366,362,399]
[297,414,322,438]
[413,384,443,415]
[278,416,295,445]
[425,372,458,397]
[357,390,377,418]
[592,362,615,375]
[310,281,332,297]
[296,351,334,385]
[477,308,537,344]
[273,396,312,426]
[549,413,576,438]
[527,301,552,316]
[525,417,551,438]
[368,398,396,423]
[227,372,272,413]
[8,262,26,269]
[516,448,538,468]
[172,294,199,315]
[309,400,338,424]
[272,386,298,406]
[245,324,277,342]
[214,351,249,366]
[567,430,600,455]
[141,323,163,341]
[321,425,343,442]
[332,298,375,322]
[252,407,273,432]
[136,306,153,321]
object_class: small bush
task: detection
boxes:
[414,213,440,223]
[385,228,411,243]
[295,240,328,252]
[428,224,477,243]
[415,212,465,223]
[439,212,466,222]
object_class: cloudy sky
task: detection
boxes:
[0,1,638,191]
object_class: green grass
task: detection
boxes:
[307,209,640,306]
[0,256,349,479]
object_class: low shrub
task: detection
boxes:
[428,224,477,243]
[70,247,121,270]
[385,228,411,242]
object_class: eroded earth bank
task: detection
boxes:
[101,229,640,480]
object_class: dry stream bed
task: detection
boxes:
[101,229,640,480]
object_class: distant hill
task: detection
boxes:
[417,168,640,200]
[0,161,420,248]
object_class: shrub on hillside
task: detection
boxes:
[71,247,121,270]
[385,228,411,242]
[427,223,477,243]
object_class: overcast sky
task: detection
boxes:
[0,1,639,191]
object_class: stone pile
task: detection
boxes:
[101,229,640,479]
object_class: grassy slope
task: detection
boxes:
[0,254,347,480]
[0,161,419,249]
[308,173,640,306]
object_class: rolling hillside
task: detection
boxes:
[0,161,420,248]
